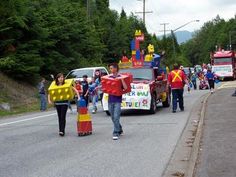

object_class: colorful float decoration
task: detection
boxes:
[77,98,92,136]
[119,30,163,69]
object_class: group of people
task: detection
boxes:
[168,63,217,114]
[38,70,103,137]
[194,64,216,93]
[76,71,102,114]
[179,64,216,93]
[38,62,218,140]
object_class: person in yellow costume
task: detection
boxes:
[145,44,154,62]
[48,73,80,136]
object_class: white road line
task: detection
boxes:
[0,113,57,127]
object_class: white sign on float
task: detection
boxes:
[102,83,151,111]
[212,65,233,77]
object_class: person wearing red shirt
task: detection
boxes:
[168,64,189,113]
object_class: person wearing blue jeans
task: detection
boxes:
[107,63,127,140]
[38,78,47,111]
[89,77,98,113]
[40,93,47,111]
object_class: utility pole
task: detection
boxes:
[87,0,90,21]
[135,0,153,25]
[159,23,169,38]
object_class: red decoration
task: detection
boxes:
[121,56,129,62]
[101,74,133,96]
[77,121,92,135]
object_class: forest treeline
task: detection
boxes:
[181,15,236,65]
[0,0,235,83]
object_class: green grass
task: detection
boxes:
[0,72,47,117]
[0,102,55,117]
[0,102,40,117]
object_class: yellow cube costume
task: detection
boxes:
[48,79,75,102]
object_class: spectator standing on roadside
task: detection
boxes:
[38,77,47,111]
[81,75,89,107]
[168,64,189,113]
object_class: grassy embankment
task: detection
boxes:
[0,72,40,117]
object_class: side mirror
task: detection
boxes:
[156,76,163,81]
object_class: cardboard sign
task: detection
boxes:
[212,65,233,77]
[102,83,151,111]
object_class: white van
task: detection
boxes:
[66,67,108,81]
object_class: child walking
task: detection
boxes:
[89,77,98,114]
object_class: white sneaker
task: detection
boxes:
[112,136,119,140]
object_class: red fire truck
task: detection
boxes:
[211,49,236,80]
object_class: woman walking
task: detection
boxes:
[205,69,215,93]
[48,73,79,136]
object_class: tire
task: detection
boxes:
[149,96,157,114]
[105,111,110,116]
[162,93,170,107]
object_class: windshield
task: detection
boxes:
[214,58,232,64]
[120,68,153,80]
[66,69,93,79]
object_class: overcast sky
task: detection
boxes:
[110,0,236,35]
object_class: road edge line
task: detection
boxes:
[186,92,211,177]
[0,113,56,127]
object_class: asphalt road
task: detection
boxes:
[0,88,208,177]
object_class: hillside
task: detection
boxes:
[175,30,193,44]
[158,30,193,44]
[0,72,39,116]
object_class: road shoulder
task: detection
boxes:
[163,92,209,177]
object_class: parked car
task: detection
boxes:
[102,67,170,114]
[66,67,108,81]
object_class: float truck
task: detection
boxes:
[211,49,236,80]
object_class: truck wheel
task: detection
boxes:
[105,111,110,116]
[162,93,170,107]
[149,97,157,114]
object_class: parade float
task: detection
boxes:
[102,30,170,114]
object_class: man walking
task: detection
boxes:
[38,77,47,111]
[168,64,189,113]
[107,63,127,140]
